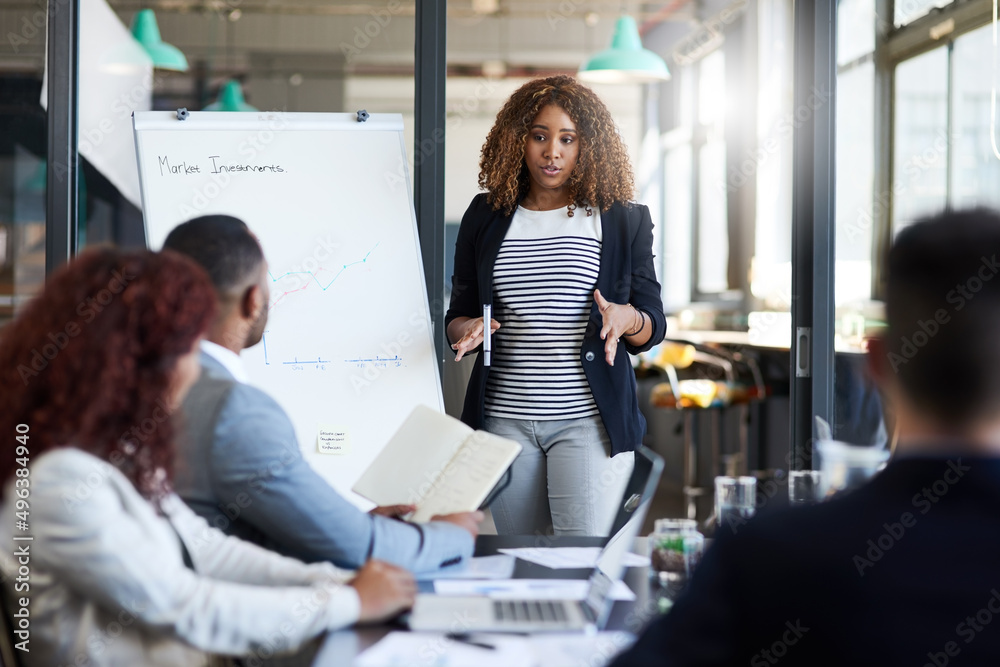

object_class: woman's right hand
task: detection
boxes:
[350,559,417,623]
[449,316,501,362]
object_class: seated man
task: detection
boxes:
[165,215,480,572]
[612,207,1000,666]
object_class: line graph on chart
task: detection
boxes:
[256,241,405,371]
[267,242,379,311]
[261,333,333,369]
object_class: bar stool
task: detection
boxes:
[649,342,766,521]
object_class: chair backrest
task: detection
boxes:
[0,588,21,667]
[608,445,657,536]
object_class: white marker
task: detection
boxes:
[483,304,492,367]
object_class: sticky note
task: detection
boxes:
[318,426,350,455]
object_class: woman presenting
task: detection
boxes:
[446,75,665,536]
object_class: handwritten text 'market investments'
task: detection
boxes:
[158,155,287,177]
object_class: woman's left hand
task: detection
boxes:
[594,289,638,366]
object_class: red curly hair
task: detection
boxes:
[0,248,216,502]
[479,75,636,215]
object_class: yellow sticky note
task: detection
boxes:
[318,426,350,455]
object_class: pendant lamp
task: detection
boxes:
[203,79,259,112]
[579,16,670,84]
[130,9,188,72]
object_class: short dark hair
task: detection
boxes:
[885,207,1000,427]
[162,215,264,294]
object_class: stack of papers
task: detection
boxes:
[355,631,637,667]
[416,555,517,581]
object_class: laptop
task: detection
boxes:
[408,445,664,633]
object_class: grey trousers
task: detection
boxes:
[485,415,635,537]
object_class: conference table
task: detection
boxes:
[306,535,659,666]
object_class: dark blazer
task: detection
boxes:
[611,456,1000,666]
[445,193,666,456]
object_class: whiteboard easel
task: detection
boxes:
[133,110,444,506]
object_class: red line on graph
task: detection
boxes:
[270,283,310,310]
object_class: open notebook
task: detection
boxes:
[352,405,521,523]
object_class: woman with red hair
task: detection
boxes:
[0,248,413,666]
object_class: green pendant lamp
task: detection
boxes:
[130,9,189,72]
[203,79,259,112]
[579,16,670,84]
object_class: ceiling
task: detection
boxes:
[1,0,750,78]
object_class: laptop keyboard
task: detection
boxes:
[493,600,568,624]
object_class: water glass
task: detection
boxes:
[649,518,704,600]
[814,440,889,500]
[788,470,822,505]
[714,476,756,534]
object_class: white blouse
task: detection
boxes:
[0,447,360,666]
[485,205,603,420]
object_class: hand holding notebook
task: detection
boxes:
[352,405,522,523]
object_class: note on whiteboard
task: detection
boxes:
[318,426,350,455]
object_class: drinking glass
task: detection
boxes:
[649,518,704,602]
[714,476,756,534]
[788,470,822,505]
[814,440,889,500]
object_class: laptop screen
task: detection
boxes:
[582,446,663,624]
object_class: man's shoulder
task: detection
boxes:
[206,378,298,449]
[184,372,293,441]
[217,378,284,412]
[191,364,283,412]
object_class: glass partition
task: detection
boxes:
[0,7,47,326]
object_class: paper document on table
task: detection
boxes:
[355,631,535,667]
[498,546,650,569]
[433,578,635,601]
[528,632,637,666]
[416,555,517,581]
[355,631,636,667]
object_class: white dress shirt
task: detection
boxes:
[201,339,250,384]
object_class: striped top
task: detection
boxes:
[484,205,602,420]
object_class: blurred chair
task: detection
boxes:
[608,445,655,535]
[649,341,767,521]
[0,589,21,667]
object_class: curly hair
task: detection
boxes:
[0,248,216,502]
[479,75,635,215]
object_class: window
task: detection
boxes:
[663,141,693,311]
[751,0,794,312]
[951,23,1000,210]
[891,21,1000,232]
[892,46,949,232]
[835,59,875,305]
[659,45,732,308]
[895,0,954,27]
[696,50,728,295]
